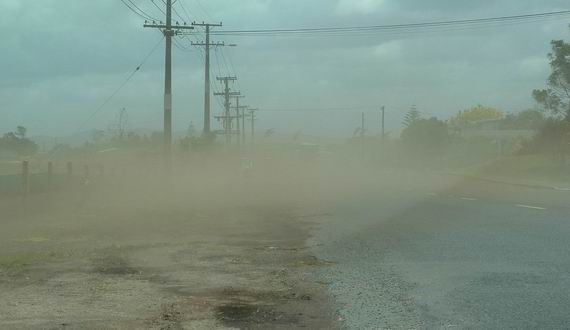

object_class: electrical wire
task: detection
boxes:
[161,0,188,23]
[177,0,195,23]
[120,0,158,21]
[190,41,226,110]
[193,0,214,21]
[173,37,193,52]
[126,0,159,20]
[219,48,242,93]
[149,0,166,16]
[258,106,382,113]
[210,10,570,37]
[76,36,164,131]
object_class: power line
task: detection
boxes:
[220,48,241,91]
[211,10,570,36]
[76,36,164,132]
[191,41,225,110]
[126,0,159,20]
[149,0,166,16]
[144,0,195,165]
[163,0,188,24]
[218,48,232,79]
[258,105,382,113]
[193,0,214,21]
[177,0,195,23]
[190,22,225,135]
[120,0,158,21]
[173,37,193,52]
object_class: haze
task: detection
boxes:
[1,1,570,329]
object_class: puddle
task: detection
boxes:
[214,288,299,327]
[216,303,297,326]
[92,254,140,276]
[216,304,259,322]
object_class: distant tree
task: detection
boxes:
[532,37,570,120]
[402,105,420,128]
[264,129,275,138]
[521,118,570,162]
[179,134,218,152]
[500,109,545,130]
[15,126,27,139]
[91,130,106,144]
[401,117,449,159]
[449,105,504,127]
[0,126,38,156]
[531,31,570,163]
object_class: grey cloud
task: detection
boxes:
[0,0,568,137]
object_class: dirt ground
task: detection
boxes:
[0,161,338,329]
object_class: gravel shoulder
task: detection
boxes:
[0,169,337,329]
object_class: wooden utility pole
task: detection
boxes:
[214,76,239,145]
[235,104,249,147]
[233,95,246,146]
[190,22,223,136]
[143,1,193,166]
[361,112,366,161]
[248,108,258,145]
[241,106,247,146]
[381,106,385,148]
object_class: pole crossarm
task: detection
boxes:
[214,115,240,120]
[191,41,226,47]
[192,22,223,28]
[144,23,194,30]
[216,76,237,81]
[214,92,241,96]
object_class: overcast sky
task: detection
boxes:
[1,0,569,138]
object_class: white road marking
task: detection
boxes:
[461,197,478,201]
[516,204,546,210]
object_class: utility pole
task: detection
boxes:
[144,1,193,166]
[233,95,246,146]
[361,112,366,161]
[361,112,365,139]
[214,77,239,145]
[241,105,247,146]
[235,104,249,148]
[189,22,223,136]
[248,108,258,145]
[381,106,385,148]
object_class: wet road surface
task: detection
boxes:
[311,173,570,329]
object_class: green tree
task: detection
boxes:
[402,106,420,128]
[532,37,570,120]
[500,109,545,130]
[15,126,27,139]
[449,105,504,127]
[0,127,38,156]
[531,31,570,163]
[401,117,449,159]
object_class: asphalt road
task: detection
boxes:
[311,173,570,329]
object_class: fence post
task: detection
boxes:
[66,161,73,182]
[47,161,53,192]
[22,160,30,198]
[83,165,90,180]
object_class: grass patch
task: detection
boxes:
[479,155,570,185]
[0,251,59,274]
